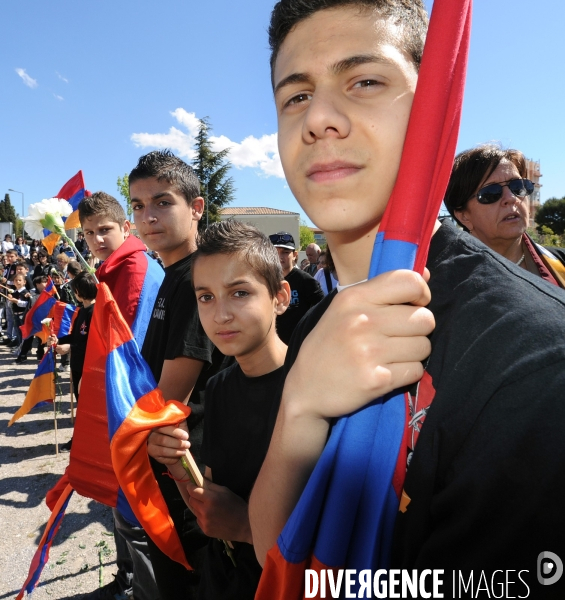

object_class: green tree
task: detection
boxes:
[192,117,235,229]
[299,221,315,250]
[0,193,18,230]
[117,174,133,219]
[535,196,565,235]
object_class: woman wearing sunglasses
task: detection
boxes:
[444,144,565,287]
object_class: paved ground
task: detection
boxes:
[0,341,119,599]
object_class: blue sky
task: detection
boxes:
[1,1,564,226]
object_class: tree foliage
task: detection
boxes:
[191,117,235,229]
[299,221,315,250]
[0,193,18,227]
[117,174,133,219]
[535,196,565,235]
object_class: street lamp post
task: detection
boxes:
[8,189,24,216]
[8,189,24,237]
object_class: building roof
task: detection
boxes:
[220,207,299,216]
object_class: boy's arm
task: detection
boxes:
[159,356,205,404]
[249,270,434,565]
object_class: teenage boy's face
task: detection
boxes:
[276,247,297,277]
[273,7,418,236]
[82,215,130,261]
[130,177,204,266]
[193,254,288,360]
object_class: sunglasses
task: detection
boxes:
[473,178,534,205]
[269,233,295,245]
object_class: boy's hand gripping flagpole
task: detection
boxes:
[256,1,472,598]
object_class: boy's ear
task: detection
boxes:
[275,280,291,315]
[122,220,131,238]
[192,197,205,221]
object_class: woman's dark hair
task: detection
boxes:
[444,144,528,229]
[129,149,201,205]
[70,272,98,300]
[268,0,428,85]
[192,220,284,299]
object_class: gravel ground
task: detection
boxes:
[0,342,119,599]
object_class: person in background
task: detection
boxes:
[270,232,323,345]
[1,234,14,254]
[34,250,53,278]
[304,243,321,275]
[314,248,339,295]
[5,273,30,350]
[27,250,40,271]
[74,231,89,257]
[14,236,30,259]
[15,275,49,364]
[67,260,83,281]
[444,144,565,287]
[47,272,98,450]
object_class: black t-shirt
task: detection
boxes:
[57,303,94,375]
[141,254,213,384]
[199,362,284,600]
[276,267,324,344]
[281,221,565,596]
[140,253,225,569]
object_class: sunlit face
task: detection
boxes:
[276,247,298,276]
[455,160,530,249]
[274,7,418,237]
[15,266,28,277]
[193,253,288,360]
[31,253,39,263]
[7,252,17,264]
[82,215,130,261]
[39,254,48,264]
[52,275,63,285]
[130,177,204,266]
[317,255,328,270]
[305,245,319,263]
[56,257,68,270]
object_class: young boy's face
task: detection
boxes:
[7,252,17,263]
[130,176,204,266]
[193,253,288,360]
[36,282,46,293]
[13,275,25,288]
[82,215,130,261]
[273,7,418,236]
[52,275,63,285]
[15,265,28,277]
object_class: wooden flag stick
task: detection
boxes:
[54,402,59,457]
[180,450,236,564]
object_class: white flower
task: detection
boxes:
[22,198,74,239]
[41,318,53,326]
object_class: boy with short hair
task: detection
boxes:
[149,220,290,599]
[249,0,565,591]
[72,191,164,600]
[129,149,221,600]
[15,275,48,363]
[5,273,30,349]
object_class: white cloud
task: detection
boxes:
[15,68,38,89]
[54,94,64,101]
[131,108,284,179]
[56,71,69,83]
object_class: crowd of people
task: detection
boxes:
[3,1,565,599]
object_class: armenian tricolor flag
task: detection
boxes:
[42,171,91,254]
[50,300,80,338]
[67,237,164,507]
[256,1,472,598]
[16,483,74,600]
[9,348,56,426]
[83,283,192,566]
[20,278,57,340]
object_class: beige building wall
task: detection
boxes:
[220,211,300,249]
